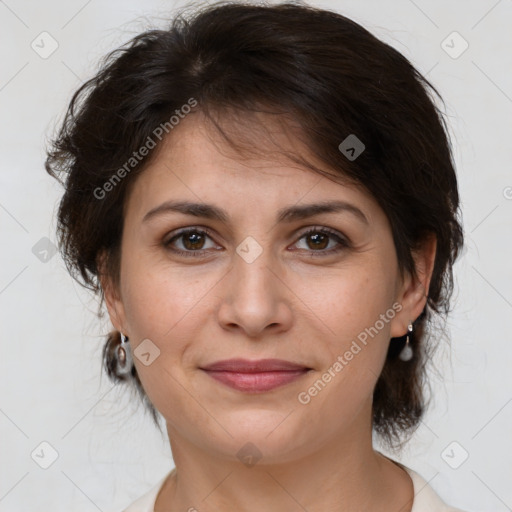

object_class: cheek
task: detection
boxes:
[118,258,212,418]
[120,248,214,340]
[295,258,398,397]
[119,252,222,395]
[293,259,397,343]
[294,283,396,439]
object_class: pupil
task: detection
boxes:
[309,233,328,250]
[184,232,204,250]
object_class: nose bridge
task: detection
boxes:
[232,233,277,301]
[216,232,291,335]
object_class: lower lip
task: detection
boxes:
[202,369,310,392]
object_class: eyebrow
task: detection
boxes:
[142,199,369,225]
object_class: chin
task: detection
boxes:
[193,411,316,465]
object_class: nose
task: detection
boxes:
[216,244,293,339]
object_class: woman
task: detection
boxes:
[45,1,466,511]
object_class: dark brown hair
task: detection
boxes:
[45,0,464,450]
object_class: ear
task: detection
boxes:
[97,250,127,334]
[390,234,437,338]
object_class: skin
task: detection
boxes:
[101,110,436,512]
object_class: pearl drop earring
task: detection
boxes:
[398,323,414,361]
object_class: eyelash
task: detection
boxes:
[163,226,350,258]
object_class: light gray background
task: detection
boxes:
[1,0,511,510]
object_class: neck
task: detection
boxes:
[154,409,413,512]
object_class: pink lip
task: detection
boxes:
[200,358,311,392]
[201,358,309,372]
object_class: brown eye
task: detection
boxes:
[180,231,206,250]
[293,227,350,256]
[305,232,330,250]
[164,228,219,257]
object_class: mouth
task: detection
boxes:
[200,358,312,393]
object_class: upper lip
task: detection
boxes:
[200,358,310,372]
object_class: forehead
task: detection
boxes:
[123,109,379,223]
[154,109,339,180]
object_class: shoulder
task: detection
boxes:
[120,472,170,512]
[402,465,468,512]
[377,451,467,511]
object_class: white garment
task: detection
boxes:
[122,461,467,512]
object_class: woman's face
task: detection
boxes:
[104,112,427,463]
